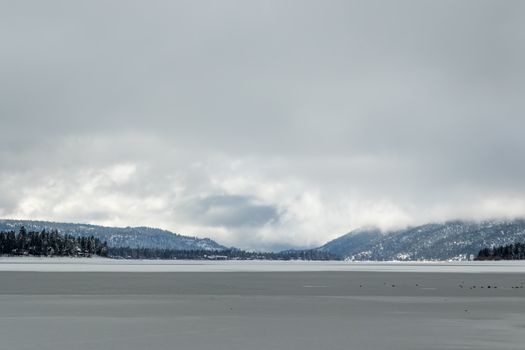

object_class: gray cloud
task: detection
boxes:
[181,195,280,228]
[1,1,525,249]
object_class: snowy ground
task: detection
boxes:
[1,256,525,273]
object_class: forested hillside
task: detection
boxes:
[0,219,225,251]
[319,220,525,261]
[0,227,108,257]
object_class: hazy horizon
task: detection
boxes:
[2,0,525,250]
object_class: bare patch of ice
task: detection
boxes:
[1,257,525,273]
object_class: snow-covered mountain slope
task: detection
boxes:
[0,219,226,251]
[318,227,382,258]
[319,219,525,261]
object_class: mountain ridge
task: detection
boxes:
[4,218,525,260]
[319,219,525,261]
[0,219,226,251]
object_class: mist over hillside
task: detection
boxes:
[319,219,525,261]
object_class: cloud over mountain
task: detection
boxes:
[1,1,525,249]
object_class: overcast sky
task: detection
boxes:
[1,0,525,250]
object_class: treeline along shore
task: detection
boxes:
[0,227,108,257]
[476,243,525,260]
[108,246,337,260]
[0,227,337,260]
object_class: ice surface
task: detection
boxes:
[1,257,525,273]
[1,270,525,350]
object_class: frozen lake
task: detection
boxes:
[1,259,525,349]
[2,257,525,272]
